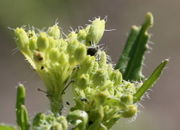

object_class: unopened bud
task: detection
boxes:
[48,24,61,39]
[87,18,105,43]
[37,33,49,50]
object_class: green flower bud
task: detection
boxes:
[48,37,57,48]
[81,56,95,72]
[67,110,88,130]
[87,18,105,43]
[68,31,77,40]
[77,74,90,89]
[50,124,62,130]
[37,33,49,50]
[99,51,107,67]
[48,24,61,39]
[93,70,108,86]
[78,29,87,41]
[67,40,79,54]
[110,70,122,86]
[14,28,29,51]
[29,37,37,50]
[122,105,137,118]
[95,92,107,105]
[74,44,86,62]
[57,116,68,130]
[121,95,133,105]
[33,113,46,127]
[58,53,68,65]
[49,48,59,62]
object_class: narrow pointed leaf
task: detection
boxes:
[115,25,140,74]
[115,12,153,81]
[133,59,169,103]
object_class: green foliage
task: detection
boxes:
[16,84,30,130]
[1,12,168,130]
[115,12,153,81]
[0,125,16,130]
[133,59,168,102]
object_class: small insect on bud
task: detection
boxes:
[37,33,49,50]
[14,28,29,51]
[27,30,36,38]
[87,46,99,56]
[33,51,43,62]
[48,24,61,39]
[80,98,88,102]
[87,18,105,44]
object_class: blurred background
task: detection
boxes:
[0,0,179,129]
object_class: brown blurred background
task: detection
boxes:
[0,0,179,129]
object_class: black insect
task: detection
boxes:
[88,120,93,125]
[80,98,88,102]
[40,66,44,70]
[66,101,70,105]
[87,46,99,56]
[28,33,34,38]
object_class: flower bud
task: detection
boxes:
[48,24,61,39]
[49,48,59,62]
[59,53,68,65]
[67,40,79,54]
[78,29,87,41]
[110,70,122,86]
[93,70,108,86]
[74,44,86,62]
[87,18,105,43]
[77,74,89,89]
[99,51,107,67]
[121,95,133,105]
[68,31,77,40]
[50,124,62,130]
[122,105,137,118]
[14,28,29,51]
[29,37,37,50]
[37,33,49,50]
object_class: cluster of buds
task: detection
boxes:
[13,13,168,130]
[14,18,105,114]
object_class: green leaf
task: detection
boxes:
[0,125,16,130]
[115,12,153,81]
[133,59,169,103]
[16,84,30,130]
[115,25,140,74]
